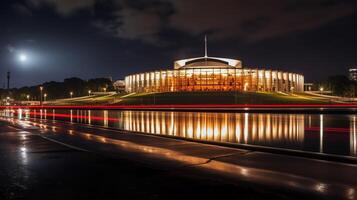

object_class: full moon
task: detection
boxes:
[19,53,27,62]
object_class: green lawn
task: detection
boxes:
[116,91,328,105]
[47,93,124,105]
[47,91,329,105]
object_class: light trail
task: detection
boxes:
[1,103,357,110]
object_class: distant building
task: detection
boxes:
[304,83,314,91]
[349,68,357,81]
[113,80,125,92]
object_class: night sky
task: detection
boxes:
[1,0,357,88]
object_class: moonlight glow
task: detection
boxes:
[19,53,27,62]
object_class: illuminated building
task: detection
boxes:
[304,83,314,91]
[113,80,125,92]
[349,68,357,81]
[125,39,304,93]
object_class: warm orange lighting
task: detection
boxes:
[125,67,304,93]
[244,83,249,91]
[123,111,304,144]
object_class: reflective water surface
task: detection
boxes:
[2,109,357,157]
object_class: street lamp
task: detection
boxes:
[88,90,91,96]
[70,91,73,98]
[26,95,30,101]
[40,86,43,105]
[44,93,47,102]
[320,87,324,94]
[103,87,107,92]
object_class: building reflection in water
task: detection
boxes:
[4,109,357,156]
[123,111,305,146]
[320,114,324,153]
[351,116,357,156]
[103,110,108,127]
[70,110,73,122]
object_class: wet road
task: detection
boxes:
[1,118,357,199]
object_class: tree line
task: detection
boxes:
[0,77,114,101]
[319,75,357,97]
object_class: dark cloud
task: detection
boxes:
[26,0,357,44]
[168,0,357,42]
[28,0,96,15]
[6,45,16,53]
[12,3,33,16]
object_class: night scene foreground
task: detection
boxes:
[3,0,357,199]
[1,108,357,200]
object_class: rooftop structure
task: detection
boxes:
[125,37,304,93]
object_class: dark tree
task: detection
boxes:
[1,77,114,101]
[326,75,356,97]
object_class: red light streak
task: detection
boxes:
[16,111,120,122]
[305,127,350,133]
[1,103,357,110]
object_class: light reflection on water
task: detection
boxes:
[123,111,305,146]
[1,109,357,157]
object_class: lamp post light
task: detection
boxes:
[103,87,107,92]
[44,93,47,102]
[40,86,43,106]
[320,87,324,95]
[88,90,91,96]
[70,91,73,98]
[26,95,30,101]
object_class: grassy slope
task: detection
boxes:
[117,92,328,105]
[47,94,123,105]
[47,92,329,105]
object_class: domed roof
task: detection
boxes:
[174,36,242,69]
[174,56,242,69]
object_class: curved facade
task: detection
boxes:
[125,57,304,93]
